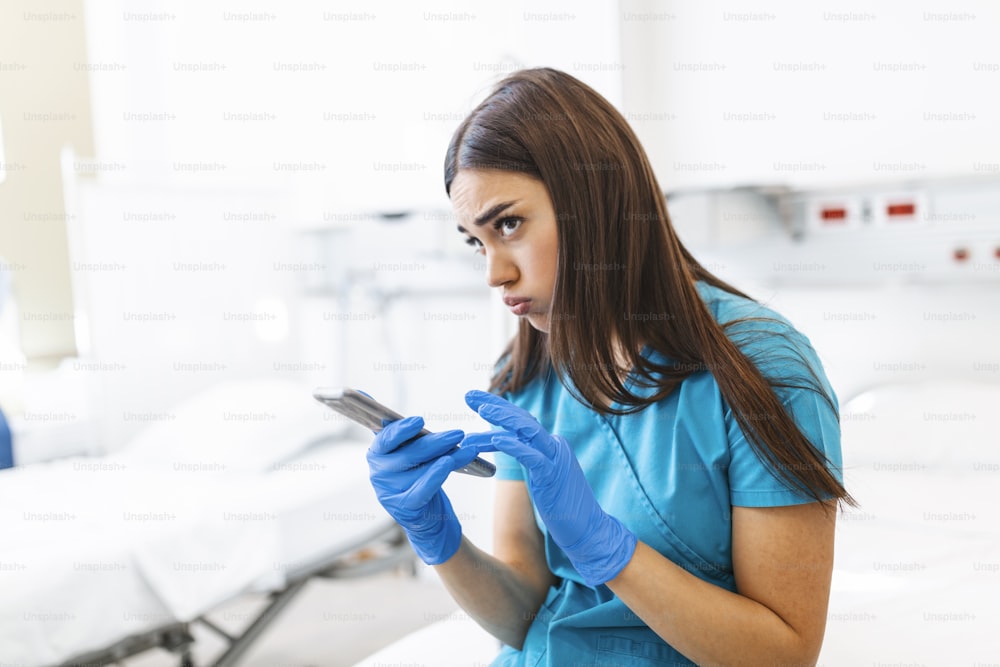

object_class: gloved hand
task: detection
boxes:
[367,416,480,565]
[461,390,638,587]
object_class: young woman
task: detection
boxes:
[366,68,853,666]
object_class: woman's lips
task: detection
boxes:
[503,296,532,316]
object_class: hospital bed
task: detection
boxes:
[350,380,1000,665]
[0,379,415,667]
[819,380,1000,662]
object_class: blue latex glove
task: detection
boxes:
[462,390,638,587]
[367,416,480,565]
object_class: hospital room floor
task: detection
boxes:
[124,568,459,667]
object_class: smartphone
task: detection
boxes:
[312,387,496,478]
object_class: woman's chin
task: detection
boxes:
[525,312,551,334]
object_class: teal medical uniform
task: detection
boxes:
[491,281,843,666]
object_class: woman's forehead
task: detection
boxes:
[451,170,545,208]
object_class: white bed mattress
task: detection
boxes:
[819,381,1000,663]
[0,381,391,667]
[351,381,1000,665]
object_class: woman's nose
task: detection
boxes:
[485,249,517,289]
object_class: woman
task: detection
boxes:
[366,68,854,666]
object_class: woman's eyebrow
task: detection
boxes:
[455,200,519,234]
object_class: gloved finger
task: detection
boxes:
[465,390,535,421]
[371,430,465,477]
[465,391,546,445]
[398,429,466,464]
[404,447,481,507]
[462,430,556,467]
[447,444,485,471]
[482,434,553,471]
[459,431,500,453]
[370,416,425,455]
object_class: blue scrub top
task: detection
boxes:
[491,281,843,666]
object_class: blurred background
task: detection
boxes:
[1,0,998,665]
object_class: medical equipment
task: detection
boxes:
[0,380,417,667]
[666,177,1000,288]
[313,387,495,478]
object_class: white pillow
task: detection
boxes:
[116,379,343,473]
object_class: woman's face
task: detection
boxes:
[450,169,559,334]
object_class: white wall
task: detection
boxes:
[81,0,623,212]
[620,0,1000,191]
[49,0,622,456]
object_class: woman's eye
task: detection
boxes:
[494,216,523,237]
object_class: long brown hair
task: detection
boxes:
[445,68,855,508]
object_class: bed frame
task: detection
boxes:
[58,522,416,667]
